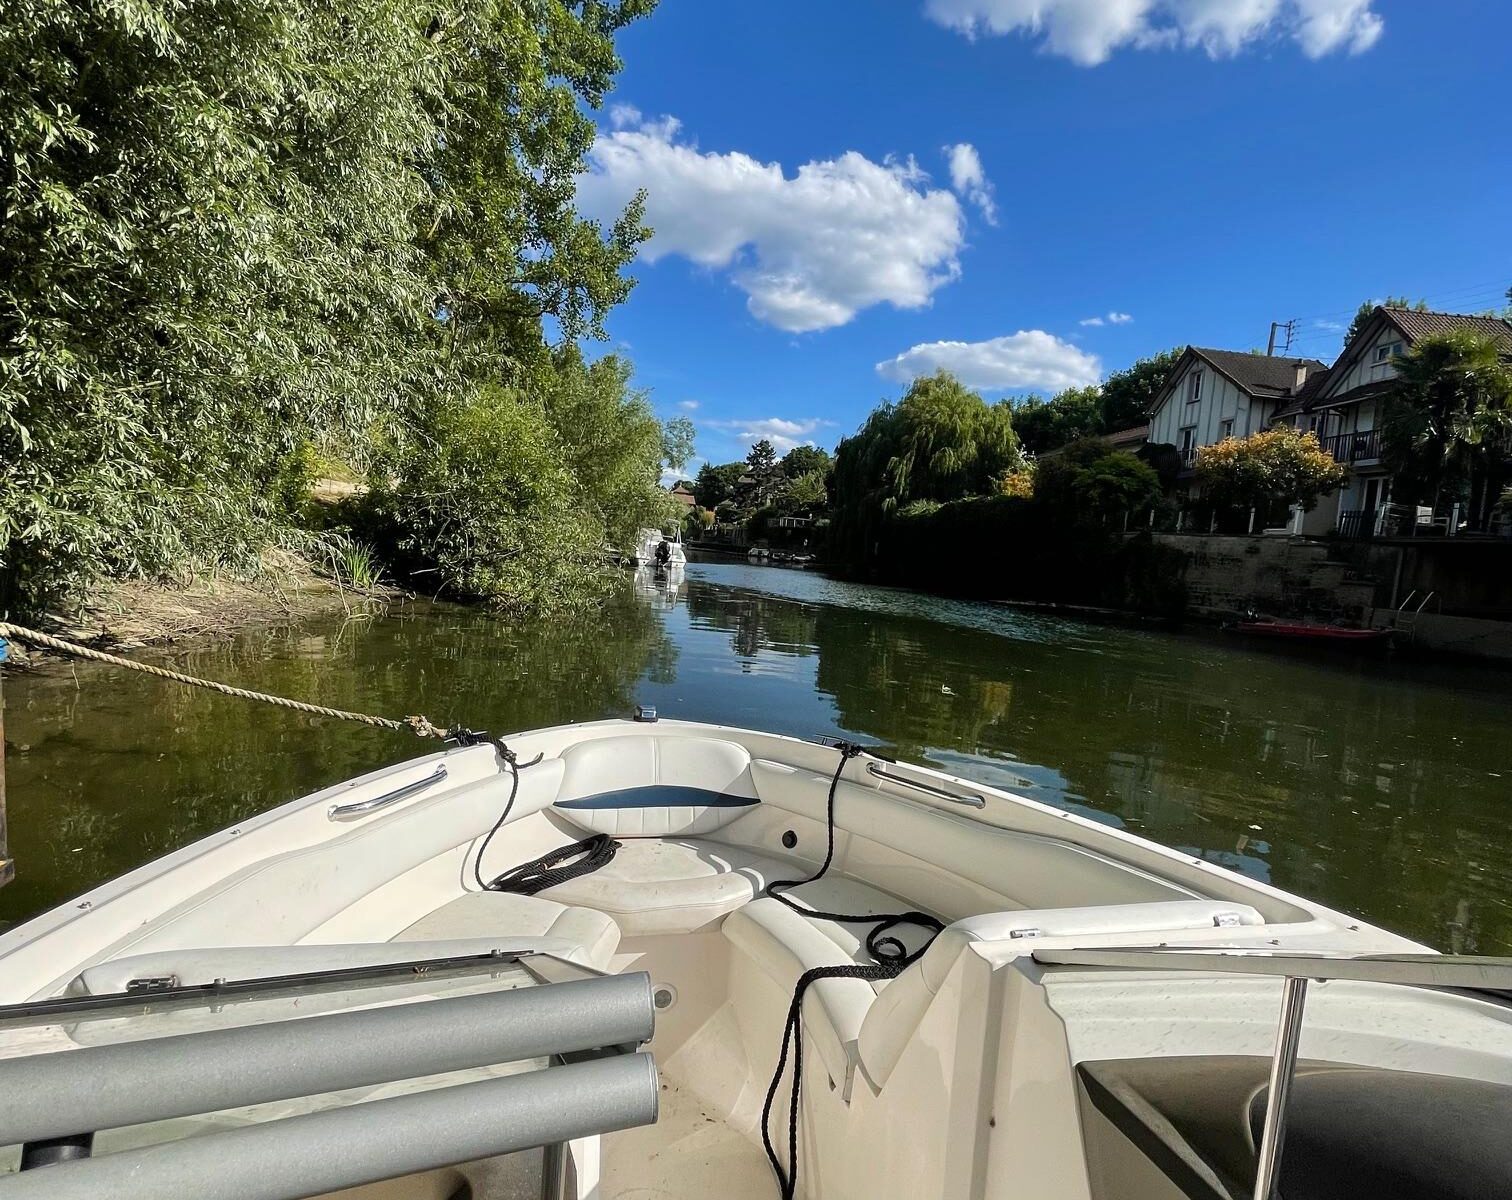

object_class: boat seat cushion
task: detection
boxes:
[68,934,608,997]
[552,736,759,837]
[721,878,936,1085]
[393,892,620,972]
[539,837,799,936]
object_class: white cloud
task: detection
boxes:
[677,399,700,411]
[944,142,997,224]
[1079,315,1104,327]
[1079,311,1132,327]
[578,112,966,332]
[876,330,1101,393]
[661,456,702,487]
[607,102,642,129]
[708,417,827,455]
[923,0,1382,65]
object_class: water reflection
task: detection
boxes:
[5,559,1511,956]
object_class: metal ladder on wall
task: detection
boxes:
[1394,589,1438,644]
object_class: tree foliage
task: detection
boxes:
[1194,427,1347,518]
[0,0,656,614]
[693,462,745,511]
[781,444,833,479]
[1010,349,1180,456]
[1380,332,1512,529]
[830,370,1023,565]
[1033,440,1162,526]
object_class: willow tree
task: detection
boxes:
[0,0,655,613]
[830,370,1023,565]
[1380,332,1512,530]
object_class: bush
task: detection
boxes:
[363,385,611,613]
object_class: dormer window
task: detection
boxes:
[1188,371,1203,402]
[1374,342,1404,363]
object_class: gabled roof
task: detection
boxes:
[1149,346,1326,420]
[1188,348,1328,398]
[1381,306,1512,352]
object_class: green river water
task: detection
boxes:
[3,560,1510,953]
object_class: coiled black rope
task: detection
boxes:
[760,742,944,1200]
[469,737,620,896]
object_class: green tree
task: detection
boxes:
[1012,387,1101,455]
[0,0,655,615]
[778,471,829,515]
[1034,440,1162,527]
[830,370,1023,564]
[781,444,833,479]
[367,384,610,612]
[745,439,782,504]
[1194,427,1347,526]
[694,462,745,510]
[1380,332,1512,529]
[1100,348,1182,431]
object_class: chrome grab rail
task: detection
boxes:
[866,761,985,809]
[1031,947,1512,1200]
[328,764,448,821]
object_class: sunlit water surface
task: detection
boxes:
[4,559,1510,952]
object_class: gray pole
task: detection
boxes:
[0,1053,659,1200]
[1251,976,1308,1200]
[0,972,654,1144]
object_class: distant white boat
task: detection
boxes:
[1,718,1508,1198]
[629,527,686,569]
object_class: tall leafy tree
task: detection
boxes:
[0,0,656,614]
[781,444,832,479]
[1099,348,1182,431]
[744,439,782,504]
[694,462,745,510]
[1380,332,1512,529]
[830,370,1023,565]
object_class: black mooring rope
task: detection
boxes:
[470,737,619,896]
[760,743,944,1200]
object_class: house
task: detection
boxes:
[1271,307,1512,536]
[1148,347,1328,479]
[669,483,696,510]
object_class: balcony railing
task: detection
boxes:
[1322,428,1381,464]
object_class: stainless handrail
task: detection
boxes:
[328,763,447,820]
[866,762,985,809]
[1031,947,1512,1200]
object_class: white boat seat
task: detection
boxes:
[67,931,612,997]
[552,735,760,837]
[538,837,799,936]
[726,895,1265,1092]
[721,877,937,1087]
[393,892,620,971]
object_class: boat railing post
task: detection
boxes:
[1252,975,1308,1200]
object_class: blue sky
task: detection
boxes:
[575,1,1512,473]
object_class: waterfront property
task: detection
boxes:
[1147,306,1512,536]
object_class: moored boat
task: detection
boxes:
[1,717,1507,1198]
[1230,619,1394,647]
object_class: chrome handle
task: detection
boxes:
[328,764,448,821]
[866,762,984,809]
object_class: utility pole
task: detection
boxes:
[1266,320,1298,356]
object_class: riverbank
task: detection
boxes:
[3,550,392,665]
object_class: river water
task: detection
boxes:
[3,560,1510,952]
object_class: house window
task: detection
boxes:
[1179,426,1197,464]
[1188,372,1203,402]
[1374,341,1404,363]
[1219,418,1234,440]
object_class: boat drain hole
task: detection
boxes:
[781,830,798,849]
[653,984,678,1011]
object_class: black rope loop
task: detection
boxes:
[759,741,945,1200]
